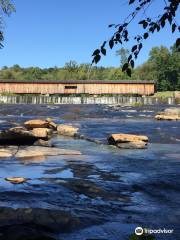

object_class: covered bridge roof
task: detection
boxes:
[0,80,155,84]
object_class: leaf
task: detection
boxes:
[118,26,123,32]
[128,54,132,62]
[168,14,172,25]
[139,43,143,50]
[130,59,134,68]
[123,23,128,27]
[161,20,165,28]
[129,0,135,4]
[139,20,145,25]
[131,45,137,52]
[143,32,149,39]
[94,54,101,64]
[176,38,180,50]
[101,41,106,48]
[92,49,100,56]
[109,39,114,49]
[101,47,106,56]
[108,24,115,28]
[172,23,176,33]
[126,68,131,77]
[143,21,148,29]
[122,63,129,72]
[116,33,120,40]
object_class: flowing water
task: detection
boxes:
[0,104,179,240]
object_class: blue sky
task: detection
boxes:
[0,0,179,68]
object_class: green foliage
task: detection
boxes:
[92,0,179,77]
[0,0,15,48]
[0,42,179,92]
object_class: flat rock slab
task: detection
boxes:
[155,114,180,120]
[57,124,79,137]
[0,146,81,159]
[116,141,147,149]
[108,133,148,149]
[108,133,148,144]
[155,107,180,120]
[0,207,80,232]
[24,119,50,129]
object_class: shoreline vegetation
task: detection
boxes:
[0,43,179,92]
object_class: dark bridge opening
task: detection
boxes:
[64,86,77,89]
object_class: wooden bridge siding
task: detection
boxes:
[0,82,154,95]
[83,83,154,95]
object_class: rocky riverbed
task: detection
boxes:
[0,104,180,240]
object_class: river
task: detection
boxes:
[0,104,179,240]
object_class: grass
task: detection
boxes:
[153,91,175,98]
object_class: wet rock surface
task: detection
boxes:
[57,124,79,137]
[0,146,81,159]
[155,107,180,120]
[108,133,148,149]
[0,104,180,240]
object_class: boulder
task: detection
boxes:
[116,141,147,149]
[24,119,49,129]
[0,149,13,158]
[33,139,53,147]
[0,127,38,145]
[57,124,79,137]
[31,128,52,138]
[155,107,180,120]
[46,118,57,130]
[0,126,50,145]
[15,146,81,159]
[108,133,148,149]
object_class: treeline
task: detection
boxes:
[0,43,179,91]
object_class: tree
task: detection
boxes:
[64,61,78,78]
[92,0,180,77]
[0,0,15,48]
[116,48,130,68]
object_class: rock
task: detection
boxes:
[57,124,79,137]
[0,225,56,240]
[46,118,57,130]
[0,149,13,158]
[155,107,180,120]
[108,133,148,145]
[164,107,180,115]
[75,134,102,144]
[116,140,147,149]
[155,114,180,120]
[15,146,81,159]
[61,179,129,201]
[0,127,37,145]
[108,133,148,149]
[0,207,80,232]
[48,121,57,130]
[0,126,50,145]
[33,139,53,147]
[31,128,52,138]
[24,119,49,129]
[5,177,28,184]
